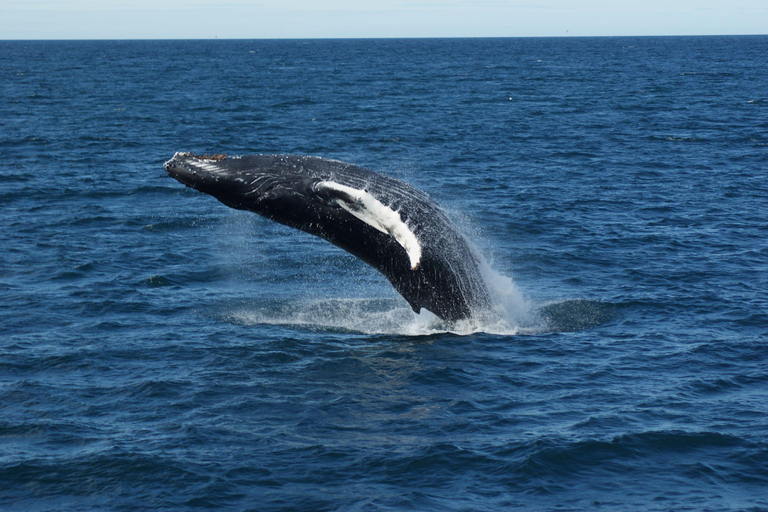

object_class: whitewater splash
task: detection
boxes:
[220,263,589,336]
[224,296,614,337]
[221,262,615,336]
[224,301,534,337]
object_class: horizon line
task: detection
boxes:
[2,33,766,42]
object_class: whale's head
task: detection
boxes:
[163,152,325,214]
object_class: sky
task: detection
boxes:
[1,0,766,39]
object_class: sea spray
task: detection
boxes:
[220,264,544,337]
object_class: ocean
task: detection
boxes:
[1,36,767,511]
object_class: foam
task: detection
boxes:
[221,265,547,337]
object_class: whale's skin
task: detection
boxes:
[164,152,492,322]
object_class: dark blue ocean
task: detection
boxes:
[1,36,767,511]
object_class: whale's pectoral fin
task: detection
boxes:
[314,181,422,270]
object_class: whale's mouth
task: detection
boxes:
[164,152,261,212]
[164,152,227,180]
[164,159,196,187]
[164,152,233,191]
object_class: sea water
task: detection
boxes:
[1,37,767,511]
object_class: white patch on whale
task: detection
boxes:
[316,181,422,270]
[190,160,227,174]
[170,154,228,175]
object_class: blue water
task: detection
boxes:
[1,36,767,511]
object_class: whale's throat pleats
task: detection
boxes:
[315,181,422,270]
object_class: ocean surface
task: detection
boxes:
[1,36,767,511]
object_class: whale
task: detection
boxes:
[164,152,492,322]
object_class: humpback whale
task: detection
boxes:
[164,153,492,323]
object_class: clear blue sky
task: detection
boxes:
[1,0,766,39]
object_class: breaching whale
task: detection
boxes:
[164,153,492,322]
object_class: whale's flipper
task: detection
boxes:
[314,181,422,270]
